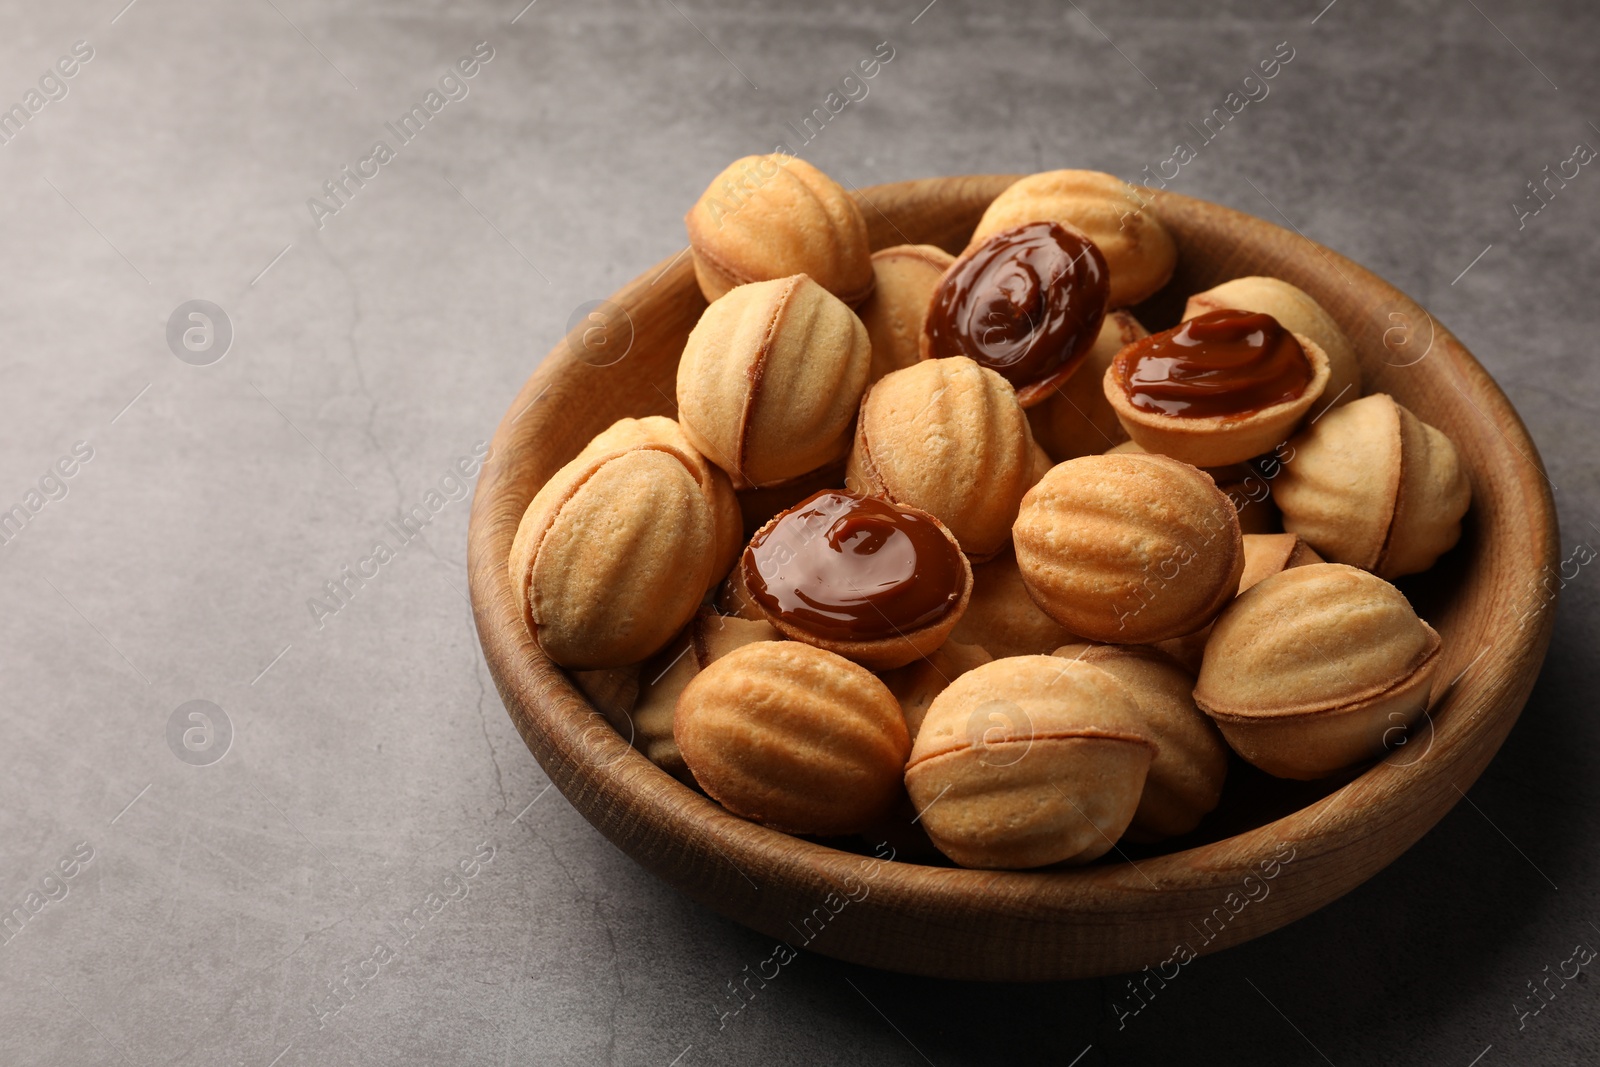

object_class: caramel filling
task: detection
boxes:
[1114,309,1313,419]
[743,491,963,641]
[924,221,1109,389]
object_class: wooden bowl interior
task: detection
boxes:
[468,175,1558,980]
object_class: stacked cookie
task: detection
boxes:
[508,157,1471,870]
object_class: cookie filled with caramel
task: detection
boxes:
[1182,276,1361,414]
[740,489,972,669]
[1104,309,1331,467]
[921,221,1109,408]
[965,169,1177,308]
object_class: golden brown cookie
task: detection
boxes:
[570,664,641,749]
[508,444,717,669]
[1238,532,1324,593]
[1273,393,1471,579]
[676,274,871,489]
[685,154,874,305]
[675,642,910,835]
[1151,630,1207,676]
[1013,453,1244,644]
[1194,563,1442,779]
[904,656,1155,869]
[846,356,1037,561]
[1183,276,1361,414]
[573,416,743,585]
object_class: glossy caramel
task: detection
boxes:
[924,221,1109,389]
[743,491,964,641]
[1113,309,1313,419]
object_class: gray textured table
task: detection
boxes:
[1,1,1595,1063]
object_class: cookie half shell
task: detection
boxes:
[1103,330,1332,469]
[1183,276,1361,414]
[1027,310,1148,462]
[858,244,956,383]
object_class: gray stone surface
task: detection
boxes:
[0,0,1595,1063]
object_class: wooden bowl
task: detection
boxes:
[468,175,1558,981]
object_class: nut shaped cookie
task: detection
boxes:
[685,155,874,306]
[1054,644,1227,842]
[508,446,717,669]
[846,357,1036,560]
[1027,310,1148,461]
[573,416,743,585]
[966,170,1176,308]
[1184,276,1361,413]
[1195,563,1442,779]
[858,244,956,383]
[570,664,641,753]
[675,642,910,835]
[677,275,872,489]
[1273,393,1470,579]
[904,656,1155,869]
[1013,453,1244,643]
[1381,407,1473,579]
[632,612,781,782]
[950,550,1081,658]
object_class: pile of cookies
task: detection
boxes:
[508,156,1472,870]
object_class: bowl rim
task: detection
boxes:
[467,175,1560,980]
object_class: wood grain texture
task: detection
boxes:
[467,175,1559,981]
